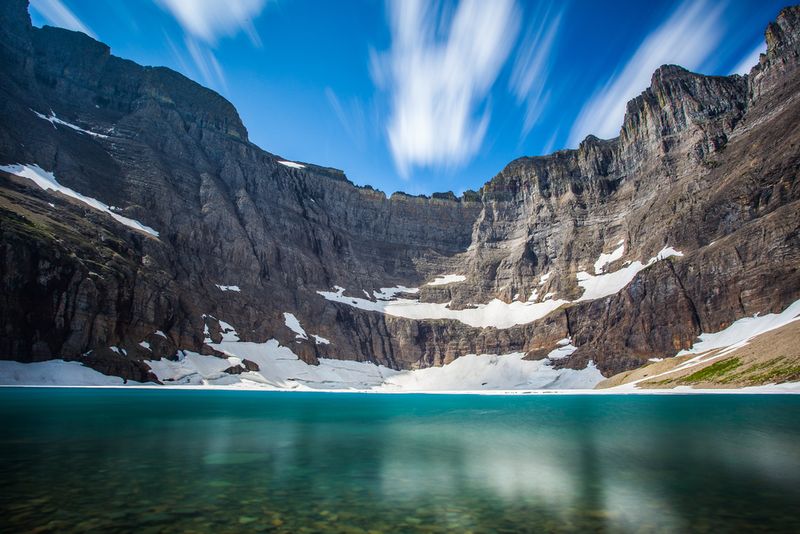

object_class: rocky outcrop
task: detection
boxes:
[0,0,798,382]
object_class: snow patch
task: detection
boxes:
[577,246,682,301]
[145,350,243,386]
[611,298,800,391]
[317,285,568,329]
[427,274,466,286]
[593,241,625,274]
[0,163,159,237]
[215,284,240,292]
[677,300,800,358]
[317,247,683,329]
[139,341,151,351]
[277,160,305,169]
[312,334,331,345]
[218,320,239,342]
[283,312,308,340]
[547,339,577,360]
[31,109,109,138]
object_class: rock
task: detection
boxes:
[0,0,799,381]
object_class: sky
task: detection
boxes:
[29,0,787,196]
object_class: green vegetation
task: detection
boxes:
[681,357,742,383]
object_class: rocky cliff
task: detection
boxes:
[0,0,798,386]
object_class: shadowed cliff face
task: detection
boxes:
[0,0,798,382]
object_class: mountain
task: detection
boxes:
[0,0,798,389]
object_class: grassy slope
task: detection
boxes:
[598,321,800,389]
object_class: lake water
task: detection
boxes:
[0,389,798,533]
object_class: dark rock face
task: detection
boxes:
[0,0,798,382]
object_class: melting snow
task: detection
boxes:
[428,274,467,286]
[278,160,305,169]
[31,109,109,138]
[0,163,159,237]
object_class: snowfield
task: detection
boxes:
[0,319,604,391]
[1,302,798,394]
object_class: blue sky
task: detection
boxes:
[29,0,786,196]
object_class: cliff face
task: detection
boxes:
[1,0,798,383]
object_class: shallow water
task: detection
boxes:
[0,389,799,533]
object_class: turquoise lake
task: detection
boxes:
[1,389,799,533]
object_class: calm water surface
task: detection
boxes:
[0,389,799,533]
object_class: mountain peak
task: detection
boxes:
[767,5,800,54]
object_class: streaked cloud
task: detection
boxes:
[325,88,369,152]
[155,0,266,46]
[30,0,96,39]
[567,0,725,146]
[509,4,562,138]
[372,0,520,176]
[155,0,268,94]
[731,42,766,75]
[184,36,228,92]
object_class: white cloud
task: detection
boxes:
[509,5,562,138]
[184,36,228,92]
[155,0,266,46]
[155,0,268,95]
[30,0,96,38]
[373,0,520,176]
[730,42,765,75]
[567,0,725,147]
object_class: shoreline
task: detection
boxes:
[1,383,799,395]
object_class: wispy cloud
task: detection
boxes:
[731,42,765,75]
[509,4,562,138]
[30,0,96,39]
[155,0,267,94]
[155,0,266,46]
[372,0,520,177]
[184,36,228,91]
[567,0,725,147]
[325,88,369,151]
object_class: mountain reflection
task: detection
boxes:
[1,391,799,532]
